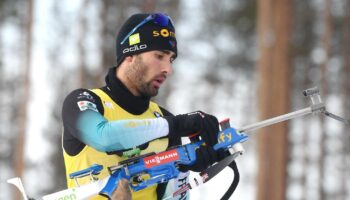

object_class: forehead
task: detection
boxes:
[144,50,175,57]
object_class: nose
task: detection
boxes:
[163,62,173,75]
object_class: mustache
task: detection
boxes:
[153,73,167,81]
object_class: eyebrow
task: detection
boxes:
[160,50,171,54]
[160,50,176,59]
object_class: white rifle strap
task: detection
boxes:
[7,177,29,200]
[42,177,109,200]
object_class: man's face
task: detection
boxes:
[125,50,175,97]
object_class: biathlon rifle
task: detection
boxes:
[8,87,349,200]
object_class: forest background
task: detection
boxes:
[0,0,349,200]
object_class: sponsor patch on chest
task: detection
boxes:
[104,101,114,109]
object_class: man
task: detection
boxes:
[62,12,223,200]
[111,179,132,200]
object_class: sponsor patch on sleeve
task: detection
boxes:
[77,91,95,101]
[77,101,98,112]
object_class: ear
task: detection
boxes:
[124,55,134,64]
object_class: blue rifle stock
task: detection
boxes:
[93,124,248,198]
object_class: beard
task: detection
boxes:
[126,55,159,97]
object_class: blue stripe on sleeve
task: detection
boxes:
[76,110,169,152]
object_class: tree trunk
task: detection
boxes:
[96,0,110,86]
[78,0,88,87]
[13,0,33,199]
[341,0,350,199]
[142,0,157,12]
[300,59,312,200]
[256,0,292,199]
[96,0,128,86]
[318,0,332,199]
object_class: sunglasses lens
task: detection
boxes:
[152,13,173,27]
[120,13,174,45]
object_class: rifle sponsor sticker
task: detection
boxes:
[144,149,179,168]
[218,132,232,144]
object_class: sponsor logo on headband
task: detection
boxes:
[129,33,140,45]
[152,28,176,38]
[123,44,147,54]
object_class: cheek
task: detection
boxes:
[145,55,162,67]
[136,61,152,81]
[143,59,160,75]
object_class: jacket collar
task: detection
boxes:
[104,67,150,115]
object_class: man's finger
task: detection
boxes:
[111,179,131,200]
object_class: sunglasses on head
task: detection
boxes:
[120,13,174,45]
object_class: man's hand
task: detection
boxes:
[165,111,219,146]
[178,145,228,172]
[111,179,131,200]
